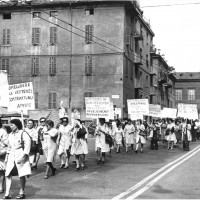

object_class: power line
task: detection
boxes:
[141,2,200,8]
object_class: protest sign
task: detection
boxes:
[8,82,35,112]
[85,97,110,119]
[177,103,198,119]
[148,104,161,118]
[161,108,177,119]
[115,108,122,119]
[0,71,9,107]
[127,99,149,120]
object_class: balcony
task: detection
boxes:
[134,78,144,89]
[134,53,143,65]
[164,82,173,88]
[150,86,156,96]
[158,72,167,84]
[150,66,156,75]
[134,30,143,40]
[150,46,157,55]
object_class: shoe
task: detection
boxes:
[0,189,4,194]
[16,193,25,199]
[3,194,11,199]
[52,168,57,176]
[64,165,69,169]
[44,175,49,179]
[135,150,138,153]
[81,166,85,170]
[75,167,80,171]
[141,149,143,153]
[31,165,37,170]
[171,148,173,150]
[59,164,65,169]
[101,161,104,164]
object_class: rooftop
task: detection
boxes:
[174,72,200,80]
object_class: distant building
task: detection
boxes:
[174,72,200,114]
[149,48,176,109]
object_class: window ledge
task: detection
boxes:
[83,73,95,76]
[0,44,12,47]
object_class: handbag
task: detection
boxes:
[105,134,114,147]
[165,129,170,136]
[139,130,146,137]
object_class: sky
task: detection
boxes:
[139,0,200,72]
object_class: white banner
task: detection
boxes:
[161,108,177,119]
[8,82,35,112]
[0,71,9,107]
[148,104,161,118]
[85,97,110,119]
[115,108,122,118]
[177,103,198,119]
[127,99,149,115]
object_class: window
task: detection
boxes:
[50,27,58,45]
[3,29,10,45]
[188,89,195,100]
[130,33,133,51]
[31,57,39,76]
[146,75,149,87]
[32,28,40,45]
[33,12,41,18]
[50,11,58,18]
[84,92,93,97]
[35,92,39,109]
[176,89,182,100]
[146,54,149,68]
[48,93,57,109]
[85,25,93,44]
[85,9,94,15]
[130,62,133,80]
[1,58,9,74]
[85,56,93,74]
[49,57,56,76]
[3,13,11,19]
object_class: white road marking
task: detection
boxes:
[112,145,200,200]
[126,147,200,199]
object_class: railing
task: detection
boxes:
[134,53,143,65]
[150,46,157,54]
[150,66,156,75]
[134,29,143,40]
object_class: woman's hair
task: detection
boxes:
[28,119,35,126]
[62,117,69,123]
[46,120,54,128]
[10,119,23,130]
[99,118,105,125]
[39,117,46,122]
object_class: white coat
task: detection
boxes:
[182,123,192,142]
[43,128,58,163]
[5,130,31,177]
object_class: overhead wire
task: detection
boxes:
[141,2,200,8]
[0,0,173,78]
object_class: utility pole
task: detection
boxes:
[68,2,72,123]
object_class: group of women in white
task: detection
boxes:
[0,116,199,199]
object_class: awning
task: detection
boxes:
[0,107,29,118]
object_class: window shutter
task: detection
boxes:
[53,93,57,109]
[88,56,92,74]
[35,28,40,45]
[35,58,39,75]
[6,59,9,74]
[3,29,6,45]
[85,25,89,43]
[54,27,57,44]
[53,57,56,75]
[32,28,35,45]
[50,27,53,44]
[89,25,93,42]
[85,56,88,73]
[31,58,34,75]
[49,57,52,75]
[126,27,131,45]
[48,93,52,109]
[7,29,10,45]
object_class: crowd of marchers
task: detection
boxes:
[0,116,200,199]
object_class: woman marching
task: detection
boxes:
[4,119,31,199]
[57,117,73,169]
[95,118,110,164]
[165,119,176,150]
[42,120,58,179]
[182,119,192,151]
[113,123,124,153]
[124,119,135,153]
[71,119,88,170]
[135,120,146,153]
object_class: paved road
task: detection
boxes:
[1,138,200,199]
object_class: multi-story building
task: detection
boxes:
[0,0,157,120]
[149,47,176,109]
[174,72,200,114]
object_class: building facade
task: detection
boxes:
[174,72,200,114]
[0,0,175,120]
